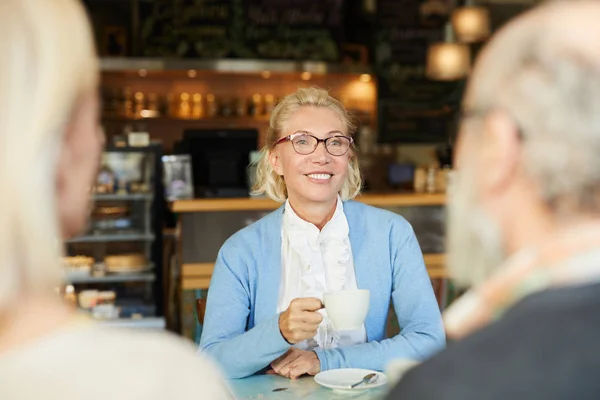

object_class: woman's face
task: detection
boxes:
[56,91,104,238]
[269,106,352,207]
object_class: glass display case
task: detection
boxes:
[62,145,164,329]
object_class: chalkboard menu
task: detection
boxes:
[375,0,465,143]
[141,0,238,58]
[243,0,343,61]
[140,0,344,61]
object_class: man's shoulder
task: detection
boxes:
[387,282,600,400]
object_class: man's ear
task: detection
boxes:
[480,109,521,196]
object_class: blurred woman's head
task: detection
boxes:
[252,87,362,206]
[0,0,101,309]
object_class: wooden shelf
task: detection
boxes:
[92,193,153,201]
[98,317,165,329]
[182,262,214,290]
[66,233,155,243]
[64,271,155,284]
[181,254,447,290]
[102,115,271,124]
[359,193,446,208]
[182,277,212,290]
[174,197,277,212]
[64,265,155,284]
[423,253,446,279]
[172,193,446,213]
[100,57,372,75]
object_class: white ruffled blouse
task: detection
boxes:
[277,196,367,350]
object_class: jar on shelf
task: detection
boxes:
[264,94,275,116]
[166,93,177,118]
[134,92,145,118]
[191,93,203,119]
[102,87,119,118]
[146,93,160,118]
[64,285,77,308]
[413,167,427,193]
[426,165,438,194]
[220,97,234,117]
[95,165,116,194]
[435,166,451,193]
[235,97,247,117]
[121,86,133,118]
[206,93,218,117]
[249,93,263,116]
[91,261,107,277]
[178,93,191,119]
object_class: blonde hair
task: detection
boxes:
[252,87,362,202]
[0,0,98,309]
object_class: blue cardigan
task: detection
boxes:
[199,200,445,379]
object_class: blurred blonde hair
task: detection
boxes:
[251,87,362,202]
[0,0,98,309]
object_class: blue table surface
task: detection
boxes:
[227,374,390,400]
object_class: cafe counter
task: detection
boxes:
[169,193,448,340]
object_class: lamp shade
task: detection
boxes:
[451,6,490,43]
[426,42,471,81]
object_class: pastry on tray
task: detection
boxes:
[104,253,148,273]
[62,255,94,270]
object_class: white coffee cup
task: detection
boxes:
[323,289,370,330]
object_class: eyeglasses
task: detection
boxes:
[274,132,353,156]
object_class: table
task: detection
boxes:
[228,374,389,399]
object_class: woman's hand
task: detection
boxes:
[267,348,321,379]
[278,297,323,344]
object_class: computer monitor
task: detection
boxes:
[177,128,259,198]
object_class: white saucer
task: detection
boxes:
[314,368,388,391]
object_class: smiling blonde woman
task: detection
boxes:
[0,1,230,398]
[199,87,445,379]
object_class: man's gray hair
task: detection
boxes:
[473,25,600,215]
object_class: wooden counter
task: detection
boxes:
[174,192,448,290]
[173,194,448,338]
[181,253,447,290]
[171,192,446,213]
